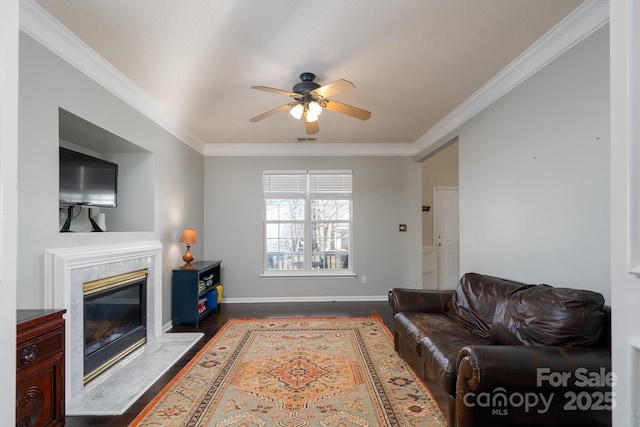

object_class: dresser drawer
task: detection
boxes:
[16,328,64,373]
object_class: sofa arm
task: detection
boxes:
[456,345,613,427]
[388,288,454,316]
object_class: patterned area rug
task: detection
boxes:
[130,313,446,426]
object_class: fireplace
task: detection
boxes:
[83,269,148,384]
[45,241,203,415]
[44,241,163,400]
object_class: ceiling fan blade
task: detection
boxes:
[249,103,296,122]
[323,99,371,121]
[304,118,319,135]
[311,79,355,99]
[250,86,299,98]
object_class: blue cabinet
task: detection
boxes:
[172,260,221,327]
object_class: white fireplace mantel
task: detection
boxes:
[44,240,163,401]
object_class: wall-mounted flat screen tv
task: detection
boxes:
[59,147,118,208]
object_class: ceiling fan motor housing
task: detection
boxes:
[292,72,321,94]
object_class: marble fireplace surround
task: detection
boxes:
[44,241,202,415]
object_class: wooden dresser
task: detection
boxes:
[16,309,66,427]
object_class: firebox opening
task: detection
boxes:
[83,269,148,384]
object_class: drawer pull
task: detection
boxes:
[20,345,39,365]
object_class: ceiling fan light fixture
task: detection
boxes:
[306,111,319,122]
[250,72,370,135]
[308,101,322,117]
[290,104,304,120]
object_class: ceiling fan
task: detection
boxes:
[249,72,371,135]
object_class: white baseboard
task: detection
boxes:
[162,321,174,333]
[162,297,387,330]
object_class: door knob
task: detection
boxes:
[436,242,442,246]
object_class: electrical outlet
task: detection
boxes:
[361,275,367,284]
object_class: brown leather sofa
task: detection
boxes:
[388,273,611,427]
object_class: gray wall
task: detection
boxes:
[203,156,422,299]
[458,26,610,300]
[18,32,205,323]
[17,21,610,319]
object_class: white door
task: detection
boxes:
[434,187,459,289]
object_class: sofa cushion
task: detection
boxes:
[393,312,434,356]
[490,285,605,346]
[446,273,532,339]
[418,314,493,396]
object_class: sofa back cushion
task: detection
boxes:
[445,273,531,339]
[491,285,605,346]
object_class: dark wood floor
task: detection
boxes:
[66,301,393,427]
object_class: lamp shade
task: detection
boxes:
[179,228,198,244]
[290,104,304,120]
[308,101,322,117]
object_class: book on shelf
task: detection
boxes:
[198,297,207,314]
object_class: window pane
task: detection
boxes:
[265,223,305,250]
[265,222,305,270]
[265,223,278,239]
[265,199,305,221]
[266,249,305,270]
[311,222,350,270]
[311,199,350,221]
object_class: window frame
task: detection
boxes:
[262,169,354,277]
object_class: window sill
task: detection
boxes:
[260,272,356,279]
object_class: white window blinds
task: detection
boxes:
[263,170,352,198]
[309,170,352,199]
[262,171,307,198]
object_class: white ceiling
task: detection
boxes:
[33,0,585,146]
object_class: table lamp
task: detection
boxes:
[179,228,198,269]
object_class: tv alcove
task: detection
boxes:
[58,108,154,233]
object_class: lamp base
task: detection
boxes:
[181,245,195,269]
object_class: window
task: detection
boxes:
[263,170,352,275]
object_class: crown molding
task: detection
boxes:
[19,0,207,154]
[204,142,415,157]
[20,0,608,158]
[412,0,609,159]
[18,0,413,158]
